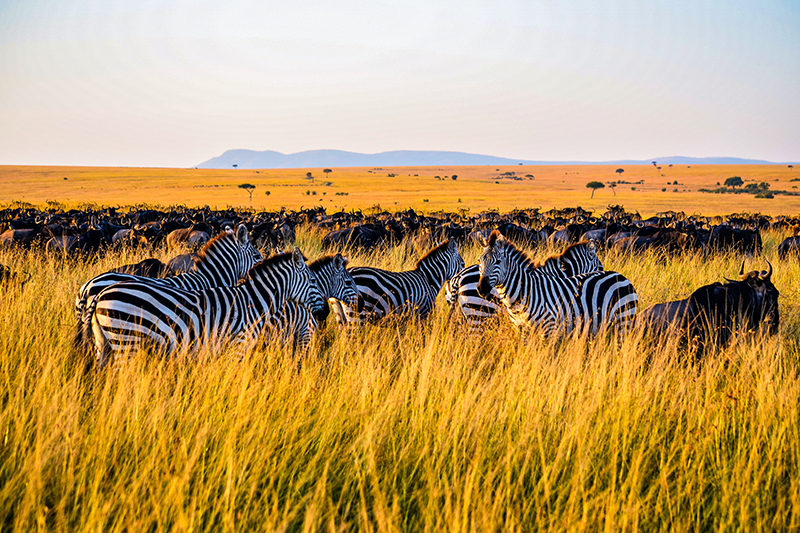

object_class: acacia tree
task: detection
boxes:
[586,181,605,198]
[233,164,238,169]
[238,183,256,201]
[724,176,744,189]
[323,169,332,178]
[615,168,625,178]
[306,171,315,184]
[608,182,617,196]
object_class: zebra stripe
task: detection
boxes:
[332,239,464,324]
[447,240,603,332]
[477,232,637,339]
[90,248,324,366]
[269,253,358,355]
[75,224,262,352]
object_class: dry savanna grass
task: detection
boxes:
[2,164,800,216]
[1,226,799,531]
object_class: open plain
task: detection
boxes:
[1,167,799,531]
[2,164,799,216]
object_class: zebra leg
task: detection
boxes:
[90,311,112,370]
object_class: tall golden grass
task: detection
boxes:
[0,229,798,531]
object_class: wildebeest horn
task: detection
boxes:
[760,260,773,280]
[738,261,745,278]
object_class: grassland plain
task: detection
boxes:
[1,164,800,216]
[0,226,799,531]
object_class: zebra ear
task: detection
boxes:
[333,253,344,270]
[588,239,597,252]
[236,224,248,243]
[448,239,458,252]
[292,247,305,268]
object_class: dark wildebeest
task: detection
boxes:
[166,253,199,274]
[109,258,173,278]
[639,262,779,353]
[778,226,800,260]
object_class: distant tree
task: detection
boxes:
[451,175,458,181]
[668,164,673,168]
[790,165,794,170]
[323,168,332,178]
[652,161,657,167]
[265,190,271,196]
[724,176,744,189]
[657,166,662,172]
[306,171,315,184]
[238,183,256,201]
[615,168,625,178]
[586,181,605,198]
[608,182,617,196]
[233,164,238,169]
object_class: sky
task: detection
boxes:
[0,0,798,167]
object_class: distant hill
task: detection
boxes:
[195,149,784,169]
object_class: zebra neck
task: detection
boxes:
[240,270,290,316]
[415,256,449,290]
[194,257,236,286]
[310,264,333,299]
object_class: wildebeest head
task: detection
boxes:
[689,261,779,348]
[732,261,780,335]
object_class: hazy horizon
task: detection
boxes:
[1,0,798,167]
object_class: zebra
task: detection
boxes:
[446,240,604,332]
[331,239,464,325]
[90,248,324,366]
[269,253,358,355]
[477,231,638,339]
[75,224,262,354]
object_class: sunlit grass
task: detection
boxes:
[0,229,798,531]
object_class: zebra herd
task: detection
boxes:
[74,225,645,368]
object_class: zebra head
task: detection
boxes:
[308,253,358,319]
[477,230,509,297]
[287,247,326,320]
[328,254,359,311]
[559,239,603,277]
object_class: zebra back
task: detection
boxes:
[335,239,464,324]
[91,247,321,366]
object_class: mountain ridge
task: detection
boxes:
[196,149,789,169]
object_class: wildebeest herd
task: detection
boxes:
[0,204,793,366]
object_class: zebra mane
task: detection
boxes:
[537,240,591,267]
[193,231,236,267]
[248,252,296,275]
[415,240,452,269]
[308,254,348,272]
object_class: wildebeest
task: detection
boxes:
[777,226,800,260]
[109,258,173,278]
[639,262,779,352]
[166,253,198,274]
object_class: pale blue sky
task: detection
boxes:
[1,0,798,167]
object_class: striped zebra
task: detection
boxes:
[75,224,262,353]
[477,231,638,339]
[90,248,324,366]
[446,240,603,332]
[269,253,358,355]
[331,239,464,325]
